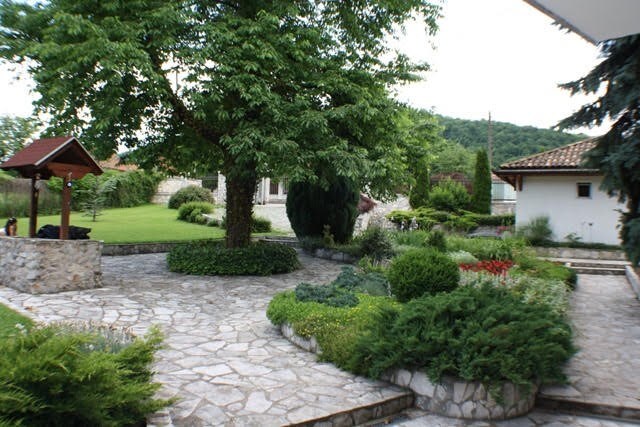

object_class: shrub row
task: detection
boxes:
[387,207,514,231]
[167,241,299,275]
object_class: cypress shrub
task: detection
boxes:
[286,177,359,243]
[472,149,492,214]
[409,167,430,209]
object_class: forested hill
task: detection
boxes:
[437,115,589,166]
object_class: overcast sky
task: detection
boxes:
[0,0,606,135]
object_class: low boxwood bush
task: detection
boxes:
[387,248,459,302]
[348,285,575,390]
[177,202,215,223]
[511,255,578,288]
[167,241,300,275]
[267,291,400,369]
[446,236,525,261]
[168,185,214,209]
[0,325,169,426]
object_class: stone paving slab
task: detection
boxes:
[0,253,408,426]
[539,275,640,416]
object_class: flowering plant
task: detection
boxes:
[459,259,514,276]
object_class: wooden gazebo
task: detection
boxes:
[0,136,103,239]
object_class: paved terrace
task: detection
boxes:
[1,255,639,426]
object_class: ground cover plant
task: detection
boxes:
[0,321,169,426]
[167,240,299,276]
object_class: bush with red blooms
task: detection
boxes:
[459,260,514,276]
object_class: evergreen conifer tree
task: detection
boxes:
[409,163,430,208]
[472,149,491,214]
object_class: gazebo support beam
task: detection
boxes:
[29,175,39,238]
[60,174,71,240]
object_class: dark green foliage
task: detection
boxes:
[167,241,300,276]
[427,178,471,212]
[78,174,117,221]
[409,166,430,209]
[295,283,359,308]
[518,216,554,245]
[438,115,586,166]
[387,248,459,302]
[286,178,359,244]
[177,202,215,223]
[332,266,390,297]
[168,186,214,209]
[355,227,394,261]
[464,213,515,226]
[557,35,640,265]
[49,170,162,210]
[348,285,576,389]
[472,149,491,214]
[0,325,169,426]
[425,230,447,252]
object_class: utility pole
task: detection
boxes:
[487,111,493,169]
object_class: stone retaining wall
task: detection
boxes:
[102,242,183,256]
[279,323,536,421]
[0,237,102,294]
[533,246,626,261]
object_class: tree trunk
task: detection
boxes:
[225,172,257,248]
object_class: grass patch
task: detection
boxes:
[0,303,33,340]
[16,204,282,244]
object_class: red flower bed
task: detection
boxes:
[459,260,514,276]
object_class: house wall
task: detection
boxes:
[515,174,624,245]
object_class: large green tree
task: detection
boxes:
[558,35,640,265]
[0,0,440,248]
[0,115,39,161]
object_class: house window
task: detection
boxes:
[577,182,591,198]
[282,178,289,195]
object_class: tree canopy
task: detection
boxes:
[558,35,640,265]
[0,115,39,161]
[0,0,441,247]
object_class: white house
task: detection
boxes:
[495,139,624,245]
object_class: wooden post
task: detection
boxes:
[29,175,40,238]
[60,173,71,240]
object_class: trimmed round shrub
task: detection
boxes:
[252,215,272,233]
[387,248,459,302]
[428,178,471,212]
[177,201,215,222]
[286,177,359,243]
[167,241,300,275]
[168,185,214,209]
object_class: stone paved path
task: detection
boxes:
[0,253,407,426]
[539,274,640,412]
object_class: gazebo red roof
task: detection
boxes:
[1,136,102,180]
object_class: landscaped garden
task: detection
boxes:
[267,229,577,419]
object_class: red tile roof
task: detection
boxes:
[1,136,74,168]
[499,138,597,170]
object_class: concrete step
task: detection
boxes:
[287,392,414,427]
[571,266,627,275]
[537,395,640,422]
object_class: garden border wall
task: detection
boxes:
[279,323,537,421]
[533,246,626,261]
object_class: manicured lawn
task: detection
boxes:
[16,204,234,244]
[0,303,33,339]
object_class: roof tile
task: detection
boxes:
[1,136,74,168]
[499,138,597,170]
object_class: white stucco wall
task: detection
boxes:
[515,175,624,245]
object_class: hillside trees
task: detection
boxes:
[0,0,441,248]
[558,35,640,265]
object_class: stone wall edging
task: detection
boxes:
[625,266,640,300]
[278,323,536,421]
[533,246,626,261]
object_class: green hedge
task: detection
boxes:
[167,241,300,275]
[0,325,169,426]
[177,202,215,224]
[387,208,514,229]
